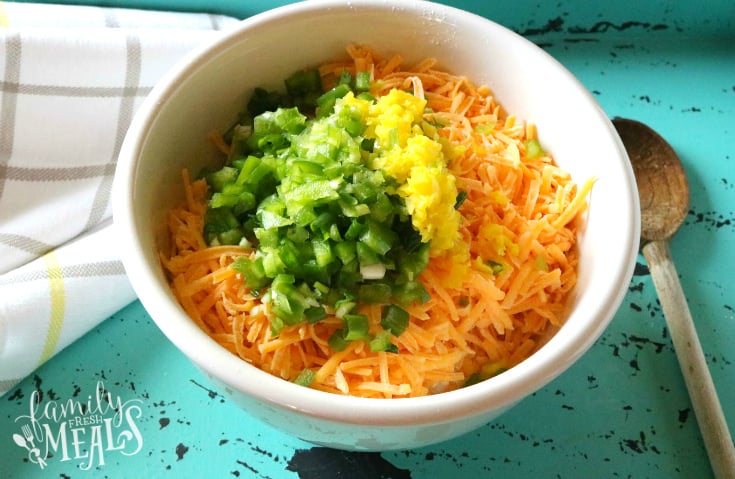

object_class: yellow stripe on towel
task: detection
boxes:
[0,2,9,28]
[39,252,65,365]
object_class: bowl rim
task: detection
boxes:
[113,0,640,427]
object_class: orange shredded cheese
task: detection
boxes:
[162,45,593,399]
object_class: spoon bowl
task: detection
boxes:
[613,118,689,242]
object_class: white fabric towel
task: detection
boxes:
[0,2,240,396]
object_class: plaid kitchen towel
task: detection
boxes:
[0,2,239,396]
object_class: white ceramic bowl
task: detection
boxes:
[113,0,639,451]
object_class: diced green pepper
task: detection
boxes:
[359,219,397,256]
[316,83,352,118]
[206,166,239,192]
[304,306,327,324]
[525,138,546,159]
[312,238,334,267]
[356,241,381,268]
[337,69,352,86]
[381,304,409,336]
[247,87,285,118]
[343,313,369,341]
[201,68,441,347]
[486,260,504,275]
[358,283,392,303]
[369,330,399,353]
[231,256,269,289]
[293,368,316,387]
[355,71,371,92]
[454,190,468,209]
[332,240,356,265]
[328,329,349,352]
[285,69,322,97]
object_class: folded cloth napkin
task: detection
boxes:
[0,2,240,396]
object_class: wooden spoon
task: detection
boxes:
[613,118,735,479]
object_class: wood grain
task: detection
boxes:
[643,240,735,479]
[613,118,689,242]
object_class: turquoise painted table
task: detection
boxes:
[2,1,734,478]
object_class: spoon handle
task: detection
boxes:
[643,239,735,479]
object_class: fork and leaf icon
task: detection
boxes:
[12,424,48,469]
